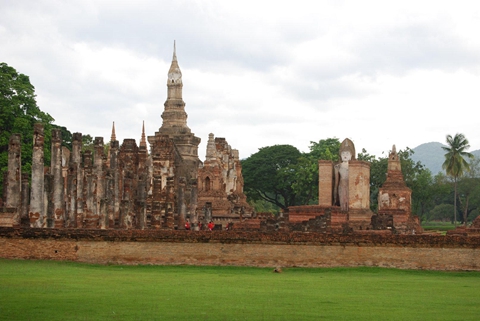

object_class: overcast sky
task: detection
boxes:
[2,0,480,160]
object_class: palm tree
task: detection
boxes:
[442,133,474,226]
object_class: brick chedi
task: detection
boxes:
[150,41,201,180]
[147,41,201,229]
[378,145,411,213]
[197,133,253,228]
[374,145,422,234]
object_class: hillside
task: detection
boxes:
[411,142,480,175]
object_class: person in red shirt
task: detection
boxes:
[184,221,190,230]
[208,221,214,231]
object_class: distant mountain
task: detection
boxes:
[411,142,480,175]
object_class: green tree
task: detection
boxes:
[442,133,474,226]
[52,124,73,149]
[409,168,435,220]
[457,157,480,225]
[242,145,302,210]
[308,138,341,161]
[292,138,341,205]
[397,148,434,219]
[247,199,280,214]
[429,204,455,222]
[357,148,377,163]
[422,172,453,222]
[432,172,453,204]
[0,62,54,196]
[82,134,94,153]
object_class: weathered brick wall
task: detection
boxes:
[1,227,479,270]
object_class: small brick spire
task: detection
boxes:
[140,121,147,149]
[110,121,116,142]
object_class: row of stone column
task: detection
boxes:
[3,133,30,224]
[3,123,184,229]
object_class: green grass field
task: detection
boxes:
[422,222,457,231]
[421,222,458,235]
[1,259,479,320]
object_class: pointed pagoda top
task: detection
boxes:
[173,40,177,61]
[140,121,147,149]
[168,40,182,85]
[110,121,116,142]
[392,144,397,154]
[389,144,398,161]
[387,144,402,172]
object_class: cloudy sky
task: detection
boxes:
[2,0,480,159]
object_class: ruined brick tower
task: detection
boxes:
[197,133,252,227]
[376,145,422,234]
[148,42,201,228]
[151,41,201,168]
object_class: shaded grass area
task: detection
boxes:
[1,259,479,320]
[422,222,457,235]
[422,222,457,231]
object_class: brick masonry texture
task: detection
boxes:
[1,228,479,270]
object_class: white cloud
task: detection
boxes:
[1,0,480,162]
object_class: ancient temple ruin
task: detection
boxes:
[288,139,421,234]
[0,45,252,229]
[1,45,422,235]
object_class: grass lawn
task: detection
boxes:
[422,222,457,231]
[1,259,479,320]
[422,222,458,235]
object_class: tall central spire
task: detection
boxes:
[159,41,190,133]
[148,42,201,206]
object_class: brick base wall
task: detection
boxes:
[1,228,479,270]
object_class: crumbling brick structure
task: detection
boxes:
[286,141,421,235]
[0,44,251,230]
[197,134,253,229]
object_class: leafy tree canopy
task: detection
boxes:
[442,133,474,179]
[429,204,454,222]
[292,138,341,205]
[457,157,480,225]
[0,62,54,195]
[242,144,302,210]
[308,138,341,162]
[442,133,474,225]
